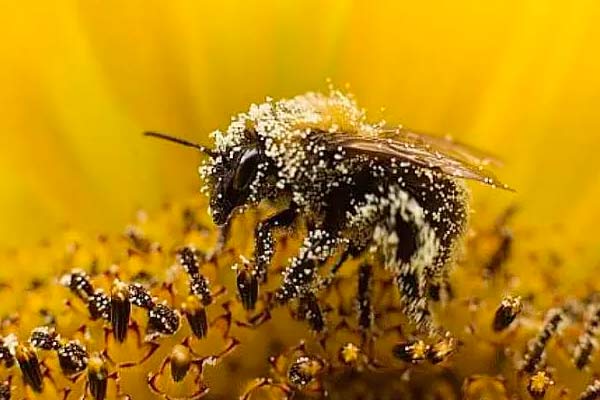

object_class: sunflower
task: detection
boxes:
[1,2,600,399]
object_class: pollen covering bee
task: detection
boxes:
[145,90,509,334]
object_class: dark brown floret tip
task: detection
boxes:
[298,292,326,333]
[147,303,180,336]
[521,309,564,373]
[573,303,600,370]
[62,270,94,300]
[189,274,213,306]
[579,379,600,400]
[58,341,88,375]
[356,263,373,331]
[128,283,155,310]
[0,341,14,368]
[29,326,61,351]
[88,291,111,321]
[178,246,200,276]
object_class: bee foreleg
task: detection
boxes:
[255,204,299,283]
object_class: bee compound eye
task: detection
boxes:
[233,148,259,191]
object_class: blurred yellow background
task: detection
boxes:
[1,0,599,263]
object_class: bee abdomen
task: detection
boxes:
[391,165,468,273]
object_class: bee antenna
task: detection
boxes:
[144,131,216,157]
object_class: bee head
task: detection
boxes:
[208,144,261,226]
[144,130,264,227]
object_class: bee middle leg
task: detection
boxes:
[274,229,343,304]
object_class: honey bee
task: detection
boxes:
[145,90,509,334]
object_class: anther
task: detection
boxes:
[15,344,43,393]
[492,295,522,332]
[237,267,259,311]
[87,353,108,400]
[181,295,208,339]
[169,344,192,382]
[110,279,131,343]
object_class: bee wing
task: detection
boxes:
[326,129,512,190]
[379,128,504,167]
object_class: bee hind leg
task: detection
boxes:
[357,185,441,334]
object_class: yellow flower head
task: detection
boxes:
[0,90,599,400]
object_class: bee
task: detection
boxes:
[145,90,509,333]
